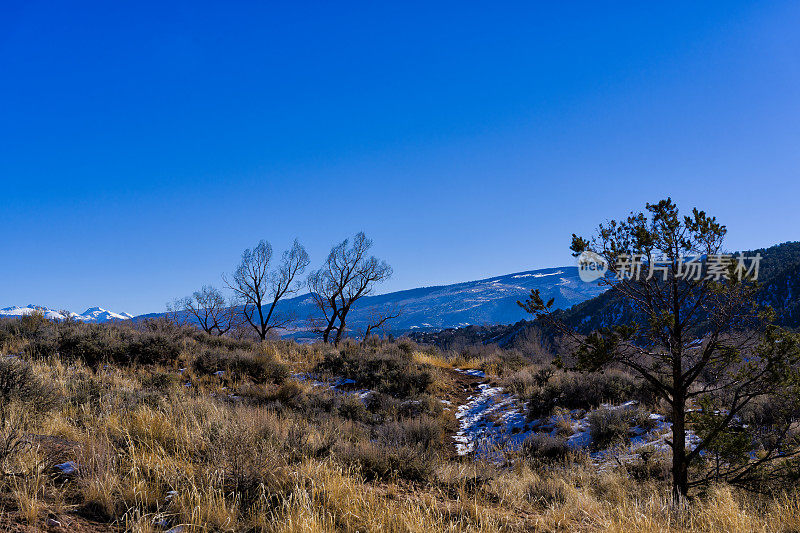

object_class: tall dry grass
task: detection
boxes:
[0,321,798,532]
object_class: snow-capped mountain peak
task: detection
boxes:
[79,307,133,322]
[0,305,73,321]
[0,305,133,323]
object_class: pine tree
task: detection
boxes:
[519,198,800,504]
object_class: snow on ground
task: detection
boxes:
[54,461,78,476]
[292,373,373,400]
[455,368,487,378]
[452,378,700,462]
[453,383,528,455]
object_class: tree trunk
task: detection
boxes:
[671,389,688,505]
[334,318,346,345]
[322,305,339,344]
[322,319,336,343]
[670,273,688,505]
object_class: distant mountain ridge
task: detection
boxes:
[552,240,800,333]
[0,305,133,323]
[5,266,607,337]
[317,266,607,333]
[138,266,607,340]
[11,241,796,342]
[410,241,800,349]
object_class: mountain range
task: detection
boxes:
[4,266,605,337]
[410,241,800,348]
[0,305,133,323]
[136,266,607,340]
[8,241,798,344]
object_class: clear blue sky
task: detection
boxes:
[2,1,799,316]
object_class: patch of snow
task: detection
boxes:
[54,461,78,475]
[454,383,528,455]
[512,271,564,279]
[455,368,486,378]
[292,373,325,387]
[78,306,133,322]
[1,305,73,321]
[292,373,372,399]
[452,386,701,464]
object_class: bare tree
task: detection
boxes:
[164,299,189,327]
[307,268,341,343]
[360,303,402,345]
[175,285,238,336]
[57,309,77,324]
[226,239,310,341]
[307,232,392,345]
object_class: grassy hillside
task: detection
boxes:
[0,314,798,531]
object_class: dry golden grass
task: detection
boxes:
[449,355,484,370]
[412,351,453,369]
[0,333,798,532]
[47,384,800,532]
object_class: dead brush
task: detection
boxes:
[552,407,575,437]
[412,350,452,369]
[0,328,799,532]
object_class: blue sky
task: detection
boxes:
[2,1,800,315]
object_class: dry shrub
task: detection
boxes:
[525,475,574,509]
[587,404,655,451]
[0,356,60,467]
[522,433,572,463]
[627,446,671,481]
[375,416,445,451]
[208,420,291,512]
[337,394,371,422]
[266,379,310,408]
[588,407,634,450]
[526,369,653,418]
[192,348,288,384]
[334,440,438,482]
[315,345,433,397]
